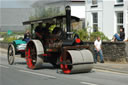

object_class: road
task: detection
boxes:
[0,52,128,85]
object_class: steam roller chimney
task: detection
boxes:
[65,6,71,39]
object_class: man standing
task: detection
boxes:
[94,36,104,63]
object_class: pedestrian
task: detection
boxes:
[23,30,31,43]
[94,36,104,63]
[111,27,125,42]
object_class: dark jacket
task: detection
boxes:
[120,32,125,41]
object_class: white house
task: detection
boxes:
[85,0,128,40]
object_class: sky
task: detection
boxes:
[0,0,38,8]
[0,0,68,8]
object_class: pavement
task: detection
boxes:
[1,47,128,74]
[94,63,128,74]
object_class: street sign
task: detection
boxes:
[7,30,12,35]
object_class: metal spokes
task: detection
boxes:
[7,44,15,65]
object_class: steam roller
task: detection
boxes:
[21,5,94,74]
[60,49,94,74]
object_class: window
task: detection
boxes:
[116,12,123,32]
[92,0,97,5]
[117,0,123,3]
[114,0,124,7]
[92,13,98,32]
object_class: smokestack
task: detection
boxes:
[65,5,71,39]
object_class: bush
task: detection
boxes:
[3,36,17,43]
[0,32,7,38]
[74,29,89,41]
[74,28,109,41]
[90,31,109,41]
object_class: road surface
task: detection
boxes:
[0,52,128,85]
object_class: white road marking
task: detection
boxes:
[94,69,128,76]
[0,65,9,68]
[80,82,97,85]
[19,70,56,79]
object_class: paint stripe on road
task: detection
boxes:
[80,82,97,85]
[94,69,128,76]
[0,65,9,68]
[19,70,56,79]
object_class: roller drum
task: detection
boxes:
[60,49,94,74]
[25,40,44,69]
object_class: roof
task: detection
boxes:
[23,15,80,25]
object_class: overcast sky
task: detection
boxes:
[0,0,38,8]
[0,0,68,8]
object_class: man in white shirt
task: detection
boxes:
[94,36,104,63]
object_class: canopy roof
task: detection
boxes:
[23,15,80,25]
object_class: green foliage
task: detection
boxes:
[0,32,7,37]
[0,32,24,43]
[90,31,109,41]
[74,29,89,41]
[13,32,24,35]
[74,28,109,41]
[3,36,17,43]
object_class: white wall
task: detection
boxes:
[70,2,85,19]
[103,1,115,39]
[71,6,85,18]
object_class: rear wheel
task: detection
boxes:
[26,44,37,69]
[25,41,43,69]
[7,44,15,65]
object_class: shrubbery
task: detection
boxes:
[74,29,89,41]
[74,28,109,41]
[3,36,17,42]
[0,32,24,43]
[90,31,109,41]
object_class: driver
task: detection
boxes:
[35,23,43,39]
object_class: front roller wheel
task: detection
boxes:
[60,52,72,74]
[25,41,43,69]
[60,50,94,74]
[7,44,15,65]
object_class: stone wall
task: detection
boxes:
[84,42,128,63]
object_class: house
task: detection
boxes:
[85,0,128,40]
